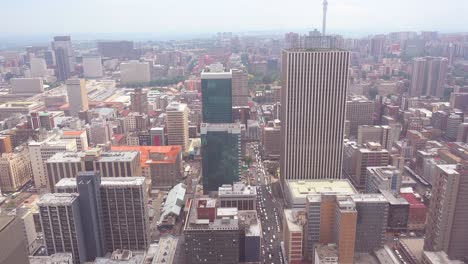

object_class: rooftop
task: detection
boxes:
[152,235,178,264]
[351,194,388,203]
[37,193,78,206]
[284,209,303,232]
[46,150,139,163]
[185,197,238,231]
[62,130,85,137]
[55,177,145,189]
[166,102,187,111]
[286,179,357,207]
[30,253,74,264]
[218,183,257,197]
[111,145,181,167]
[422,251,465,264]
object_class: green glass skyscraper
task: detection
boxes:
[201,68,233,123]
[201,123,241,193]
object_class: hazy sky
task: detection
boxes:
[3,0,467,37]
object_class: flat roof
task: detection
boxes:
[55,177,145,189]
[287,179,357,200]
[111,145,181,167]
[351,194,388,203]
[284,209,302,232]
[47,150,139,163]
[37,193,78,206]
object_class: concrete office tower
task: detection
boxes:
[343,142,389,189]
[0,135,13,154]
[446,113,463,141]
[11,78,44,94]
[262,125,281,160]
[166,102,189,151]
[38,193,87,264]
[55,177,149,253]
[0,215,30,264]
[201,123,241,193]
[120,61,151,85]
[201,67,233,123]
[369,36,385,58]
[231,68,249,106]
[410,57,448,98]
[52,36,75,81]
[346,96,374,137]
[456,123,468,143]
[357,125,397,150]
[304,194,357,263]
[75,171,105,260]
[66,79,89,117]
[62,130,89,151]
[130,87,148,114]
[280,49,349,182]
[30,57,48,78]
[183,197,240,264]
[352,194,388,253]
[82,55,103,78]
[425,165,468,261]
[100,177,149,252]
[46,149,141,190]
[365,166,402,194]
[218,182,257,211]
[0,148,33,192]
[29,135,77,191]
[13,208,40,255]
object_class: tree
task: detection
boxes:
[243,155,253,167]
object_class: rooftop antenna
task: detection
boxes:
[322,0,328,36]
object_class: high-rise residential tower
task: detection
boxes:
[66,79,89,117]
[130,87,148,114]
[280,49,349,182]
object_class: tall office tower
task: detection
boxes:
[75,171,105,260]
[285,32,300,49]
[130,87,148,114]
[30,57,48,78]
[99,177,149,252]
[29,135,77,191]
[446,113,463,141]
[283,209,305,264]
[120,61,151,85]
[66,79,89,117]
[343,142,389,189]
[55,177,149,253]
[231,69,249,106]
[369,35,385,58]
[183,197,240,264]
[0,214,30,264]
[457,123,468,143]
[11,77,44,94]
[424,165,468,261]
[304,194,357,263]
[410,57,448,98]
[201,123,241,193]
[201,67,233,123]
[38,193,87,264]
[52,36,75,81]
[346,96,374,137]
[280,49,349,182]
[82,55,103,78]
[166,102,189,151]
[46,149,141,190]
[352,194,388,253]
[357,125,398,150]
[0,148,33,192]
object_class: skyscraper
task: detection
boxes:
[166,102,189,151]
[280,49,349,182]
[424,165,468,261]
[201,67,233,123]
[231,68,249,107]
[201,123,241,193]
[0,215,30,264]
[130,87,148,114]
[52,36,75,81]
[66,79,89,117]
[38,193,87,264]
[410,57,448,98]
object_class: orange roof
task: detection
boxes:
[111,145,182,167]
[62,130,85,136]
